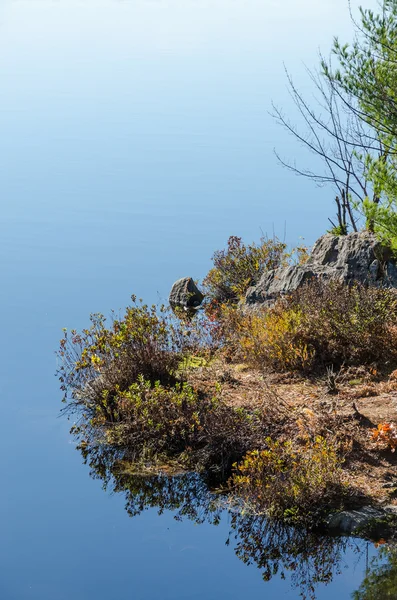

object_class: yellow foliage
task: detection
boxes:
[232,436,347,523]
[216,280,397,374]
[236,307,315,371]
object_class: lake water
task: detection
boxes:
[0,1,385,598]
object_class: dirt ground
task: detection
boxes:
[187,359,397,507]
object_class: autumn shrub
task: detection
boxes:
[203,235,286,306]
[236,304,315,370]
[290,280,397,369]
[232,436,348,525]
[57,294,275,479]
[58,297,182,420]
[70,376,266,480]
[234,280,397,372]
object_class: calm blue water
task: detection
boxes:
[0,1,383,598]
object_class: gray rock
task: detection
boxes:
[246,231,397,307]
[325,506,386,535]
[385,261,397,286]
[169,277,204,313]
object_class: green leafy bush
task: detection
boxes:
[353,546,397,600]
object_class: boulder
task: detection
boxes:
[324,506,386,535]
[245,231,397,307]
[169,277,204,313]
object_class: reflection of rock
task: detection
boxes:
[246,231,397,307]
[169,277,204,313]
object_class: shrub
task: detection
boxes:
[71,376,266,480]
[203,235,286,305]
[58,297,181,419]
[237,305,315,370]
[58,296,273,480]
[232,436,348,524]
[289,280,397,369]
[232,280,397,372]
[93,377,214,456]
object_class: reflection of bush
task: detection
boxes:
[82,442,224,523]
[231,511,352,600]
[81,440,359,600]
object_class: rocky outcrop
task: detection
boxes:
[246,231,397,307]
[169,277,204,314]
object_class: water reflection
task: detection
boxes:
[80,441,370,599]
[82,441,224,523]
[353,546,397,599]
[230,512,354,596]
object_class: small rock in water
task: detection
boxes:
[169,277,204,314]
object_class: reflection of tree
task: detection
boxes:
[82,441,223,524]
[78,441,366,600]
[352,546,397,600]
[229,511,358,600]
[114,471,222,523]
